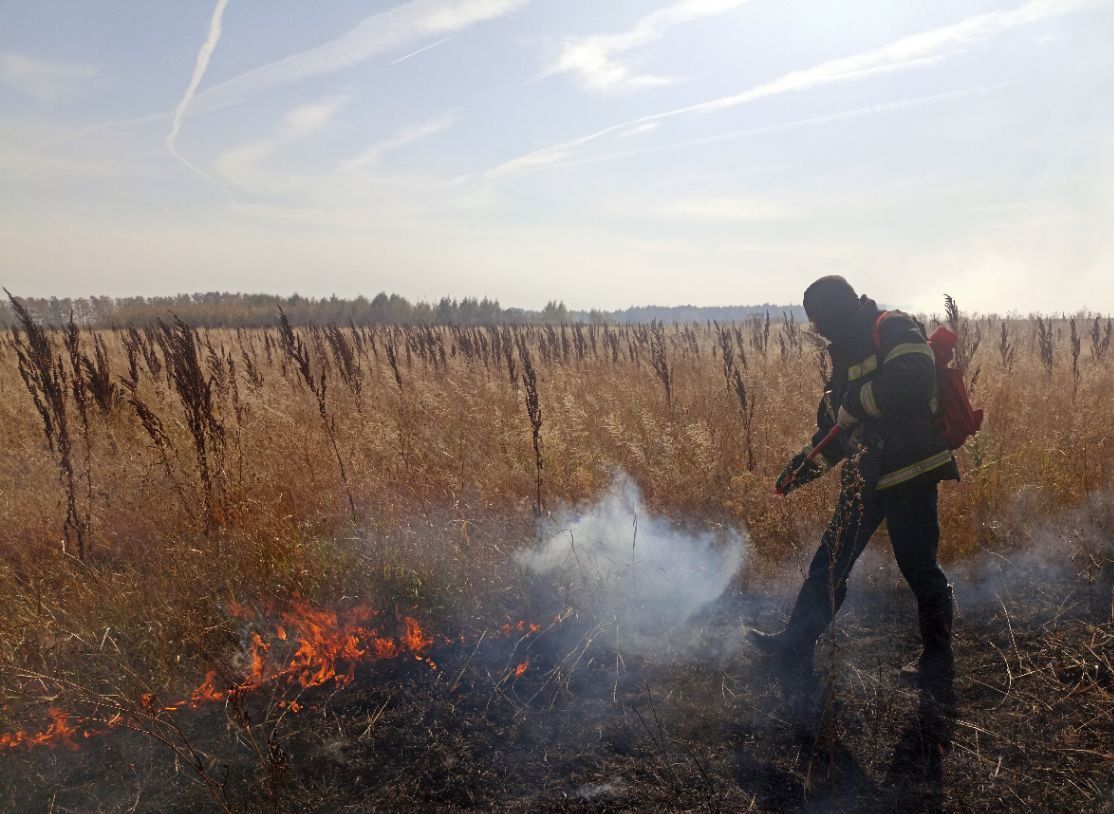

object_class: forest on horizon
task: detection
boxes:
[0,291,807,328]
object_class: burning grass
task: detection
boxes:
[1,569,1109,812]
[0,304,1112,811]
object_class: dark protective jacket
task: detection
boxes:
[806,296,960,492]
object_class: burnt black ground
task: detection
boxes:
[2,564,1111,814]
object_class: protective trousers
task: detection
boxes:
[784,481,952,652]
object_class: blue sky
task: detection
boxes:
[1,0,1111,313]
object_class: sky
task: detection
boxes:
[1,0,1112,314]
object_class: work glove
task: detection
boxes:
[775,452,825,495]
[836,405,860,431]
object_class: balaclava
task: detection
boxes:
[803,275,860,340]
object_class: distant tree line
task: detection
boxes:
[595,304,807,324]
[0,290,805,328]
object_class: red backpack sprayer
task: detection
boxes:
[775,320,982,496]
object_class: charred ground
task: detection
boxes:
[2,555,1110,813]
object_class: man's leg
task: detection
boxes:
[750,488,884,667]
[884,482,954,685]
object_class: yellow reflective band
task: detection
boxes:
[876,450,954,490]
[848,355,879,382]
[884,343,935,365]
[860,381,882,418]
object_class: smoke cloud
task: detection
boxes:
[517,473,746,656]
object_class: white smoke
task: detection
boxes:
[517,473,746,655]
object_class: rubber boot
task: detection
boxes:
[748,579,842,674]
[900,586,955,688]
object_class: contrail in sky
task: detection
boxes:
[546,82,1018,172]
[482,0,1091,179]
[35,1,524,150]
[390,35,457,65]
[166,0,231,190]
[194,0,531,113]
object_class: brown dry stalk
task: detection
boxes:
[155,315,226,533]
[277,308,358,523]
[648,321,672,407]
[6,290,87,559]
[518,335,544,514]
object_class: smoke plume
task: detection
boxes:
[517,473,746,656]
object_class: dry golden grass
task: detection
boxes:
[0,313,1111,810]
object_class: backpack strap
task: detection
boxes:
[871,310,890,351]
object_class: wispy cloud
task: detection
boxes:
[0,52,98,104]
[166,0,231,191]
[544,83,1015,172]
[215,93,352,190]
[486,0,1089,178]
[32,110,168,151]
[616,122,660,139]
[278,94,351,140]
[193,0,531,113]
[31,0,520,151]
[0,150,116,181]
[658,195,794,221]
[547,0,749,92]
[340,113,459,173]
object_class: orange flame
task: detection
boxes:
[39,709,78,750]
[190,670,225,706]
[373,638,400,658]
[226,599,253,619]
[0,708,79,751]
[3,599,544,752]
[402,617,433,655]
[501,621,540,636]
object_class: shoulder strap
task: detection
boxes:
[871,310,890,351]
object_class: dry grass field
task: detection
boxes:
[0,305,1110,812]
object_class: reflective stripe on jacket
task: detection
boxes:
[809,296,959,491]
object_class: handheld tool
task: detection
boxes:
[774,425,843,496]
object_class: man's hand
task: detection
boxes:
[837,405,860,431]
[775,452,825,495]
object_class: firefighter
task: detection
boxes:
[749,275,960,688]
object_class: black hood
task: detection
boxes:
[824,295,881,349]
[803,275,859,339]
